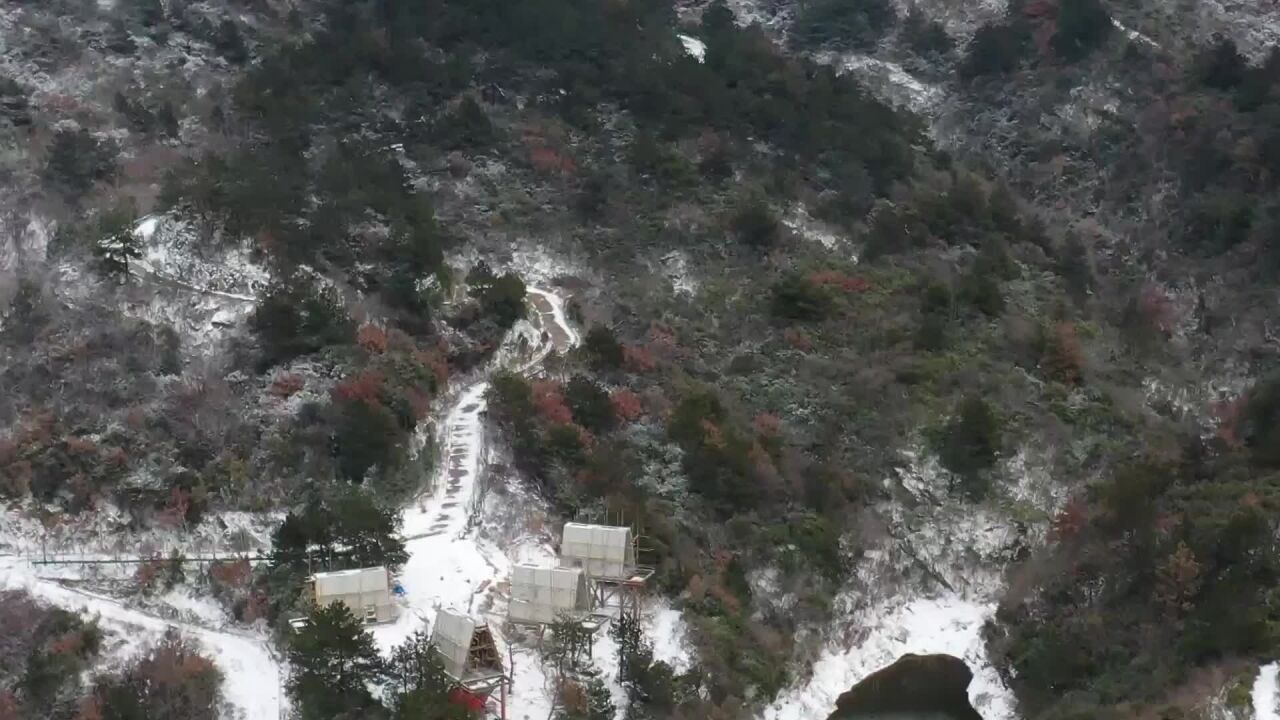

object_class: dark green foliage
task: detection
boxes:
[610,614,682,716]
[771,275,832,321]
[1185,189,1255,253]
[730,195,783,250]
[92,205,142,282]
[380,212,449,318]
[106,20,138,55]
[1244,374,1280,467]
[914,306,951,351]
[1195,36,1247,90]
[288,603,386,720]
[863,201,930,260]
[271,490,408,571]
[1057,234,1093,303]
[565,376,615,433]
[993,454,1280,718]
[583,326,625,370]
[127,0,165,27]
[385,631,472,719]
[213,20,249,64]
[629,132,698,189]
[114,91,154,133]
[157,101,180,138]
[433,96,496,150]
[666,389,767,512]
[334,397,402,482]
[960,22,1029,77]
[903,4,954,56]
[556,676,616,720]
[467,262,526,329]
[1051,0,1112,61]
[249,276,354,368]
[768,512,844,580]
[1234,47,1280,111]
[959,241,1014,316]
[43,128,117,198]
[3,277,48,344]
[931,396,1001,497]
[0,76,30,126]
[791,0,897,51]
[959,270,1005,317]
[18,606,104,708]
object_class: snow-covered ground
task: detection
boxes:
[371,281,689,720]
[122,214,269,354]
[1256,663,1280,720]
[764,595,1012,720]
[0,556,284,720]
[763,448,1024,720]
[678,34,707,62]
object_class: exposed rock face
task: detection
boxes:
[826,654,985,720]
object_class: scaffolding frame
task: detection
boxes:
[432,609,510,720]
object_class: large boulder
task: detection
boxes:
[825,653,984,720]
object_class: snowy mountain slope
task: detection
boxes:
[763,448,1024,720]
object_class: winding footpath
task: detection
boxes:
[0,556,284,720]
[0,284,578,720]
[371,284,580,720]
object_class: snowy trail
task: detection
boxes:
[371,284,580,720]
[0,557,284,720]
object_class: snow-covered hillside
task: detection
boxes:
[372,278,691,719]
[763,448,1025,720]
[0,556,284,720]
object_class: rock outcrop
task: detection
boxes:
[825,653,984,720]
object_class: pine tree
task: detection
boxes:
[93,206,142,282]
[933,395,1002,498]
[386,630,470,719]
[287,603,386,720]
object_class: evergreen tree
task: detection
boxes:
[157,101,181,139]
[1052,0,1112,61]
[213,20,249,64]
[564,376,615,433]
[44,128,118,198]
[730,194,782,250]
[466,262,526,329]
[249,276,354,368]
[1195,36,1246,89]
[583,326,624,370]
[903,4,954,56]
[385,630,470,719]
[287,604,386,720]
[770,275,831,321]
[960,22,1029,77]
[93,206,142,282]
[792,0,896,51]
[932,396,1001,498]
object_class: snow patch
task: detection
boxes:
[1255,663,1279,720]
[766,446,1021,720]
[1111,17,1162,49]
[660,250,698,295]
[783,205,852,254]
[762,596,1013,720]
[827,53,945,116]
[678,34,707,61]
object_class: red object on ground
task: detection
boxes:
[449,687,486,713]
